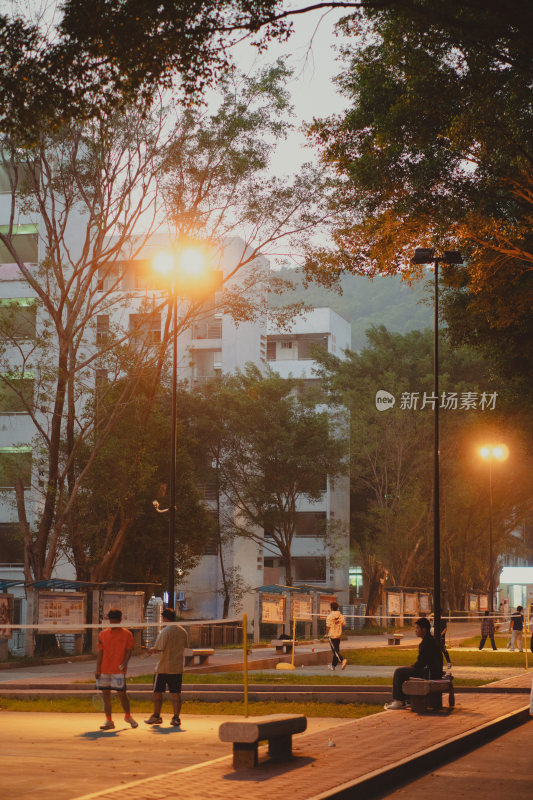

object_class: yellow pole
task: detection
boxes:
[243,613,249,717]
[525,607,529,672]
[291,612,296,668]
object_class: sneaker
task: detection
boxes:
[384,700,405,710]
[144,714,162,725]
[341,659,348,671]
[170,715,181,727]
[100,720,115,731]
[328,665,335,671]
[125,715,138,729]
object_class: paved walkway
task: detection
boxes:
[66,686,530,800]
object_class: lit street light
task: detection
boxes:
[479,443,509,612]
[153,242,221,608]
[411,248,463,643]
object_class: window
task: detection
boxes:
[96,315,110,344]
[0,224,38,262]
[0,374,33,413]
[0,447,32,488]
[0,161,36,194]
[203,510,219,555]
[0,298,37,339]
[297,336,328,360]
[293,557,326,582]
[294,512,327,538]
[97,261,122,292]
[281,341,293,349]
[192,320,222,339]
[129,313,161,344]
[0,522,24,563]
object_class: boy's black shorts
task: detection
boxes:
[153,673,183,693]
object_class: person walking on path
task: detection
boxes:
[385,617,443,710]
[95,608,138,731]
[509,606,524,652]
[145,607,188,727]
[325,601,348,671]
[479,610,498,650]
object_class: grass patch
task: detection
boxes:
[126,671,487,687]
[458,636,513,649]
[344,646,530,668]
[0,696,382,718]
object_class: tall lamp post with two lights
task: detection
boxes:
[411,248,463,643]
[479,444,509,612]
[152,244,221,608]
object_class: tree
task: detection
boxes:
[1,1,388,142]
[306,2,533,301]
[77,379,213,586]
[0,62,330,582]
[190,366,347,589]
[315,326,533,611]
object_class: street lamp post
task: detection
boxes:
[411,248,463,643]
[153,245,220,608]
[479,444,509,612]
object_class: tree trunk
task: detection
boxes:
[364,556,388,627]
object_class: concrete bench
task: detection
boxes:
[271,639,296,654]
[402,677,455,713]
[184,648,214,666]
[219,713,307,769]
[385,633,404,646]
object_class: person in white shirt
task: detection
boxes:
[325,602,348,671]
[145,607,188,727]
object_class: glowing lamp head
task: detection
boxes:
[152,251,175,276]
[479,444,509,462]
[492,444,509,462]
[178,246,208,280]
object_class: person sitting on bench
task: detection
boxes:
[385,617,443,710]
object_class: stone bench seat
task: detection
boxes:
[271,639,298,653]
[402,677,455,713]
[385,633,404,646]
[219,713,307,770]
[184,648,214,666]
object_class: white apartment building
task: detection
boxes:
[179,306,351,620]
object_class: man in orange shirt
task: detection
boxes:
[96,608,138,731]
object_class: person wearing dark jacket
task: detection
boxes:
[478,610,497,650]
[385,617,443,710]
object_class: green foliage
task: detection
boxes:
[75,378,213,585]
[189,366,348,586]
[305,0,533,372]
[315,326,533,605]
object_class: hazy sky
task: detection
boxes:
[232,7,351,177]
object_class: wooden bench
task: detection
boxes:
[219,714,307,770]
[184,648,214,666]
[386,633,404,646]
[402,677,455,713]
[271,639,296,654]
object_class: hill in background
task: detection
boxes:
[270,269,433,351]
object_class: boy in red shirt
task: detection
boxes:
[96,608,138,731]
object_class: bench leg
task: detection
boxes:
[427,693,443,711]
[268,734,292,761]
[233,742,258,770]
[410,695,427,714]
